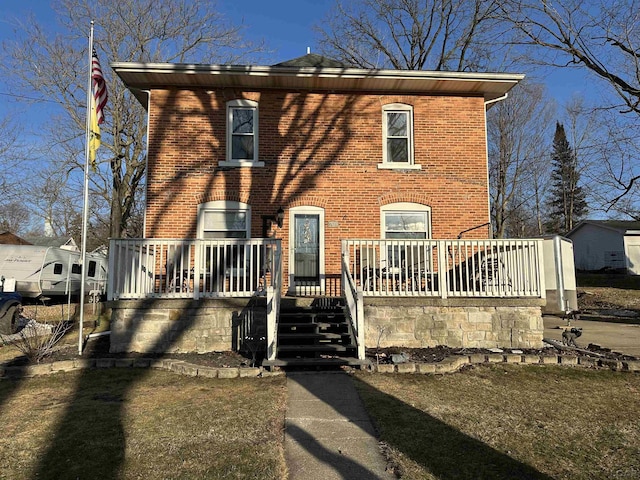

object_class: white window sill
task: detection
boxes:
[219,160,265,168]
[377,163,422,171]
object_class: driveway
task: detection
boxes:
[544,315,640,357]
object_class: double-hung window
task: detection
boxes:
[223,99,263,167]
[381,203,431,270]
[384,211,429,240]
[197,201,252,285]
[380,103,419,169]
[199,201,250,239]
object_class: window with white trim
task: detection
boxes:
[382,103,414,166]
[224,99,261,166]
[196,201,254,284]
[381,203,431,268]
[198,201,251,239]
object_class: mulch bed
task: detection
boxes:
[5,294,638,369]
[3,335,256,368]
[3,334,636,369]
[368,344,638,365]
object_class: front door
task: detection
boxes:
[289,207,324,295]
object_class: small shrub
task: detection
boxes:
[2,320,72,363]
[375,325,390,366]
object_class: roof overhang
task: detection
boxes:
[110,62,525,108]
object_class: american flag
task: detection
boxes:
[91,48,107,124]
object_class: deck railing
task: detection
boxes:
[341,249,365,360]
[342,239,545,298]
[266,244,283,361]
[108,238,281,300]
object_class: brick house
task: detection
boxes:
[108,54,547,365]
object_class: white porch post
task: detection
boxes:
[356,290,365,360]
[438,240,448,299]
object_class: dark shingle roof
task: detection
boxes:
[589,220,640,231]
[272,54,353,68]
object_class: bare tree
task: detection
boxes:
[0,202,31,235]
[0,117,23,205]
[488,81,555,237]
[0,115,38,234]
[1,0,264,240]
[502,0,640,115]
[584,112,640,216]
[500,0,640,213]
[317,0,505,70]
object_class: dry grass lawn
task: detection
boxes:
[355,365,640,480]
[2,275,639,479]
[0,369,287,479]
[577,274,640,312]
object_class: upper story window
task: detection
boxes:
[379,103,420,170]
[221,99,264,167]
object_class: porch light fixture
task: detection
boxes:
[262,207,285,237]
[275,207,285,228]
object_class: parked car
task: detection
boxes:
[0,291,22,335]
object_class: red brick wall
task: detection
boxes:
[144,88,490,280]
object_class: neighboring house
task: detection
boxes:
[0,232,31,245]
[0,232,79,251]
[108,54,552,363]
[23,236,80,251]
[566,220,640,274]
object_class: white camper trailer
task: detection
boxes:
[0,245,107,299]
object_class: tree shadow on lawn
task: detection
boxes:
[33,368,136,480]
[577,272,640,290]
[26,85,361,479]
[352,376,554,480]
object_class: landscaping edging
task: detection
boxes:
[0,358,284,379]
[365,353,640,374]
[1,352,639,379]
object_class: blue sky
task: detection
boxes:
[0,0,594,124]
[222,0,334,62]
[0,0,334,127]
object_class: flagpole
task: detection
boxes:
[79,21,95,355]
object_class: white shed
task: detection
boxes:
[566,220,640,274]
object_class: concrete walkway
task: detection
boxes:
[285,372,394,480]
[544,315,640,357]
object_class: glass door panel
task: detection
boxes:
[294,214,319,282]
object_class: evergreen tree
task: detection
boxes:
[546,122,588,233]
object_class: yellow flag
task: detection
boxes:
[89,94,101,170]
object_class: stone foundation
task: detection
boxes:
[107,296,544,353]
[107,298,266,354]
[363,298,545,349]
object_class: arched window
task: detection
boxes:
[381,203,431,239]
[380,203,431,269]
